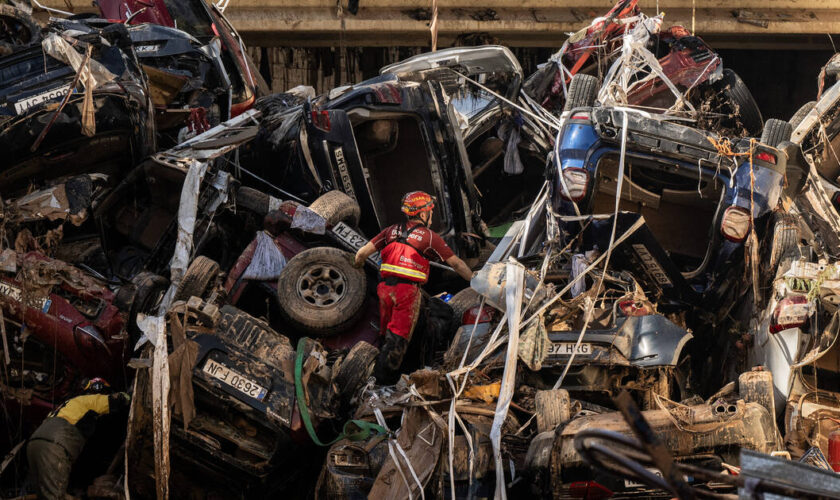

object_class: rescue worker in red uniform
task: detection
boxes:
[355,191,474,380]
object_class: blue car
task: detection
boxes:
[552,103,790,306]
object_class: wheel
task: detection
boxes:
[760,118,792,147]
[333,341,379,406]
[563,73,600,112]
[789,101,816,130]
[717,69,763,136]
[236,186,274,216]
[174,256,220,302]
[768,213,800,273]
[308,190,360,227]
[535,389,570,433]
[128,272,169,336]
[447,288,481,326]
[276,247,367,336]
[0,6,40,52]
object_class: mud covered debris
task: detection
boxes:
[2,0,840,498]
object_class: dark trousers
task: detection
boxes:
[27,417,85,500]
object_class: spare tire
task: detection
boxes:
[333,341,379,406]
[447,288,481,326]
[0,6,40,53]
[128,272,169,338]
[563,73,600,112]
[174,256,220,302]
[309,190,360,227]
[276,247,367,336]
[759,118,792,147]
[236,186,274,216]
[718,69,763,136]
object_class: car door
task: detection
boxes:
[302,100,380,236]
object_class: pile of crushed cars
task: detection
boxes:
[3,0,840,498]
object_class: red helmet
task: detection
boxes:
[401,191,435,217]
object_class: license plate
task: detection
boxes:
[134,44,159,54]
[14,85,72,115]
[202,358,268,401]
[624,468,688,488]
[547,342,592,355]
[0,280,49,311]
[332,221,381,265]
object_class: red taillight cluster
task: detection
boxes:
[754,151,776,165]
[618,300,652,317]
[770,294,811,333]
[569,480,613,499]
[560,167,590,202]
[311,110,331,132]
[720,206,751,242]
[570,112,591,121]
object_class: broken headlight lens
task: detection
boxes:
[720,206,751,242]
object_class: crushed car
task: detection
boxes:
[0,18,155,191]
[524,0,763,135]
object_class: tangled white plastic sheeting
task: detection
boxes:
[597,15,698,116]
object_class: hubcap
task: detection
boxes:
[296,264,347,307]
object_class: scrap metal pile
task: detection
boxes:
[3,0,840,498]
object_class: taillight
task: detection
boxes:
[618,300,652,317]
[720,206,751,242]
[560,168,590,202]
[755,151,776,164]
[770,295,811,333]
[311,110,331,132]
[462,304,494,326]
[571,112,591,121]
[569,480,613,499]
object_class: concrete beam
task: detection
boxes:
[36,1,840,49]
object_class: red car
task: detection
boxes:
[524,0,762,135]
[0,252,166,444]
[97,0,267,116]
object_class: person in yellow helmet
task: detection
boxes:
[355,191,473,381]
[26,378,130,500]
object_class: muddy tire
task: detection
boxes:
[760,119,792,147]
[128,272,169,336]
[333,341,378,405]
[0,6,40,53]
[236,186,273,216]
[535,389,571,433]
[769,213,801,273]
[789,101,816,130]
[174,256,220,302]
[276,247,367,336]
[739,370,776,419]
[718,69,763,136]
[563,73,600,112]
[447,288,481,326]
[308,190,360,227]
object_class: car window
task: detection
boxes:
[162,0,214,39]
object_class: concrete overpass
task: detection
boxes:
[39,0,840,49]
